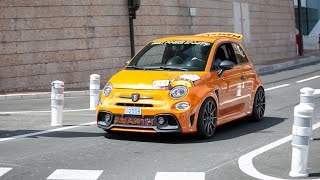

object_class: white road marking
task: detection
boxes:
[238,121,320,180]
[296,75,320,83]
[154,172,205,180]
[0,122,95,143]
[265,84,290,91]
[314,89,320,95]
[0,167,12,177]
[0,109,94,115]
[47,169,103,180]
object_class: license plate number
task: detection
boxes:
[114,116,154,126]
[124,108,142,115]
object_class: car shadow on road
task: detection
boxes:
[0,130,104,139]
[0,116,285,141]
[104,116,286,144]
[0,124,103,139]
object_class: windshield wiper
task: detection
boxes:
[126,65,145,70]
[143,66,188,71]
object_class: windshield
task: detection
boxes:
[127,41,213,71]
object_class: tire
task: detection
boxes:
[248,87,265,122]
[197,98,217,139]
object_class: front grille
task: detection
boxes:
[116,103,153,107]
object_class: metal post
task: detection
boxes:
[289,88,315,178]
[51,80,64,126]
[128,0,135,58]
[298,0,304,56]
[90,74,101,110]
[318,34,320,50]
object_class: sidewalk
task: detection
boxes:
[252,127,320,179]
[254,55,320,75]
[1,55,320,101]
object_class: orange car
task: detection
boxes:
[96,32,265,138]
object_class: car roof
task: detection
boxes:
[152,32,243,44]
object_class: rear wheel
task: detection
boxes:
[249,88,265,121]
[197,98,217,139]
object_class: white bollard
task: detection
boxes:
[90,74,100,110]
[300,87,315,140]
[300,87,315,107]
[51,80,64,126]
[289,88,315,178]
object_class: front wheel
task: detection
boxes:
[248,88,265,122]
[197,98,217,139]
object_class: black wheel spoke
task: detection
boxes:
[205,110,209,116]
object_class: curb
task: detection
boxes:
[255,56,320,75]
[1,56,320,101]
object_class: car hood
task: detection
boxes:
[109,70,206,90]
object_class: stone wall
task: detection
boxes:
[0,0,296,92]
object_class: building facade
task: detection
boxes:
[0,0,296,92]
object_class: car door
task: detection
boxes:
[212,43,245,121]
[231,43,255,114]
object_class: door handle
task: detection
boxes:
[241,75,247,80]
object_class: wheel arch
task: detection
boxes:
[194,90,219,130]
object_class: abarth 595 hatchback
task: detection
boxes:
[96,32,265,138]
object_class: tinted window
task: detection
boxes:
[232,43,248,64]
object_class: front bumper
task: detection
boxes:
[96,88,200,133]
[97,111,182,133]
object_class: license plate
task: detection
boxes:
[114,116,154,126]
[124,107,142,115]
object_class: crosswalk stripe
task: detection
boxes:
[0,167,12,177]
[154,172,205,180]
[47,169,103,180]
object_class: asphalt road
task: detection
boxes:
[0,63,320,180]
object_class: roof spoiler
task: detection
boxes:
[195,32,243,41]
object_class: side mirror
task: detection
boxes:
[218,60,235,78]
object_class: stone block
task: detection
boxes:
[0,7,15,18]
[0,54,23,67]
[0,19,16,31]
[89,16,128,27]
[0,0,14,7]
[77,60,91,71]
[0,66,16,78]
[14,0,49,6]
[0,42,17,54]
[64,71,83,83]
[91,59,114,70]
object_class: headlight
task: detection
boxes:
[104,83,113,97]
[170,86,188,99]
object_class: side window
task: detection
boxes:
[212,43,236,70]
[232,43,248,64]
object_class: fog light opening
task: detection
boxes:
[175,102,190,110]
[105,113,112,122]
[157,116,166,125]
